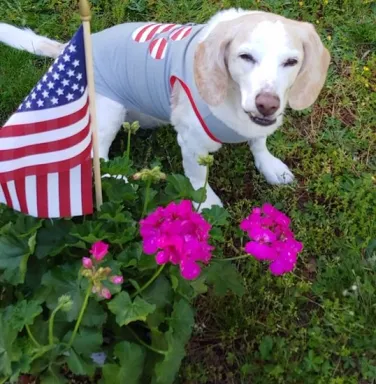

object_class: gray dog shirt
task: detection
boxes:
[91,22,248,144]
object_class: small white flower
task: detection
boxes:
[351,284,358,291]
[342,289,348,296]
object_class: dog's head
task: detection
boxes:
[194,11,330,128]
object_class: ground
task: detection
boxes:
[0,0,375,383]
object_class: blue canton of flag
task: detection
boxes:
[18,26,88,112]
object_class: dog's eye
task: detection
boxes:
[283,58,298,67]
[239,53,256,63]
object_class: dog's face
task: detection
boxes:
[194,12,330,128]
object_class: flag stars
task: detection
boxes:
[51,97,59,105]
[67,69,75,77]
[31,92,37,100]
[52,73,60,80]
[56,88,64,96]
[42,74,48,82]
[62,79,70,87]
[76,73,83,81]
[37,99,44,107]
[68,44,76,53]
[47,81,55,89]
[66,93,74,101]
[58,63,65,71]
[63,54,71,62]
[73,59,80,67]
[25,101,32,109]
[71,83,79,91]
[80,86,85,94]
[42,90,49,98]
[36,84,42,91]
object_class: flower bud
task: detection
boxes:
[110,275,124,285]
[90,241,109,261]
[82,257,93,269]
[101,288,112,300]
[58,295,73,312]
[197,155,214,167]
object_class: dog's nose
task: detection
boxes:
[255,92,280,117]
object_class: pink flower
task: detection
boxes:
[240,203,303,275]
[100,288,112,300]
[82,257,93,269]
[90,241,109,261]
[140,200,213,280]
[111,275,124,285]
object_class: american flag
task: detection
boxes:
[0,26,93,218]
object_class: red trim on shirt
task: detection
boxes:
[170,76,221,144]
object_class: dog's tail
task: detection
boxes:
[0,23,66,58]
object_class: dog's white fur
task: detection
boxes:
[0,8,330,209]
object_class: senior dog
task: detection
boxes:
[0,8,330,209]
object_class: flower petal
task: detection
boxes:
[245,241,277,260]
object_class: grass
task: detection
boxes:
[0,0,375,383]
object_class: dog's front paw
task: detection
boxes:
[255,155,295,185]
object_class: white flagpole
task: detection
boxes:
[79,0,103,210]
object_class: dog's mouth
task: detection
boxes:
[249,115,277,127]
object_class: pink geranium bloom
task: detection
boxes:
[111,275,124,285]
[240,203,303,275]
[140,200,213,280]
[100,288,112,300]
[90,241,109,261]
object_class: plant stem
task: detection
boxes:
[26,324,41,348]
[126,128,132,160]
[131,264,165,298]
[0,377,9,384]
[196,164,209,212]
[48,302,65,346]
[215,254,250,262]
[127,326,166,355]
[141,179,152,218]
[67,283,92,348]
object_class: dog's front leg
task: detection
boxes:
[177,133,223,211]
[248,136,295,185]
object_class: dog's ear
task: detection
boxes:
[288,23,331,110]
[194,21,239,106]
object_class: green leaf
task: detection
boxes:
[102,178,137,203]
[96,202,136,222]
[0,233,36,285]
[9,215,42,237]
[117,242,142,267]
[0,309,19,376]
[40,366,68,384]
[64,327,103,357]
[259,336,274,361]
[165,174,206,203]
[202,205,230,226]
[108,292,156,326]
[205,262,245,297]
[41,263,85,322]
[142,276,173,309]
[154,332,186,384]
[100,155,134,177]
[81,300,107,328]
[169,299,194,345]
[35,220,77,259]
[66,348,95,376]
[11,300,43,331]
[101,341,145,384]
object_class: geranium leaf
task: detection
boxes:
[102,178,137,203]
[0,309,19,376]
[154,332,186,384]
[64,327,103,357]
[66,348,95,376]
[205,261,245,297]
[142,276,173,309]
[40,366,68,384]
[11,300,43,331]
[41,263,85,322]
[117,242,142,267]
[169,299,194,345]
[35,220,78,259]
[81,300,108,328]
[100,155,134,177]
[202,205,230,226]
[0,232,36,285]
[108,292,156,326]
[164,174,206,203]
[100,341,145,384]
